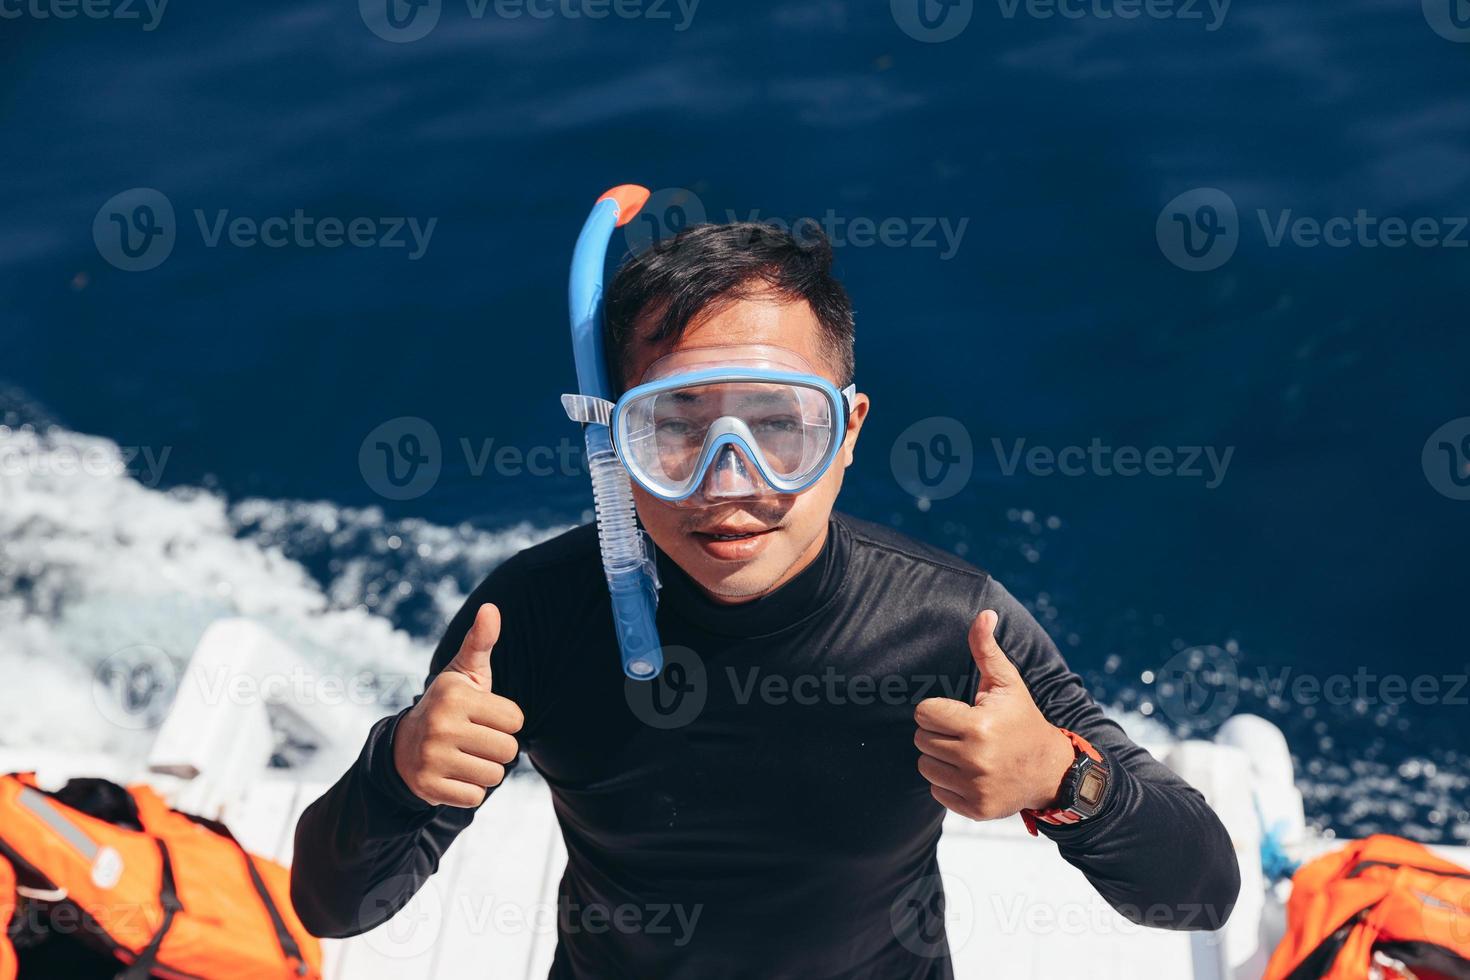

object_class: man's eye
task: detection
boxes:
[753,416,801,435]
[656,418,697,437]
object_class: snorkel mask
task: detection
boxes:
[562,185,857,679]
[611,344,857,503]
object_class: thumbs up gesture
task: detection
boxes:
[914,610,1077,822]
[393,604,526,808]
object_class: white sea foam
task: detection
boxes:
[0,422,566,766]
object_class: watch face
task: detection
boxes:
[1078,768,1106,808]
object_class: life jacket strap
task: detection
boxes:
[114,838,181,980]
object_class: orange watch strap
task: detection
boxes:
[1020,729,1106,837]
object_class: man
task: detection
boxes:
[291,218,1240,979]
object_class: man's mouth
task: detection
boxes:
[691,524,779,560]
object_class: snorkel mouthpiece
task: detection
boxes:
[564,185,664,681]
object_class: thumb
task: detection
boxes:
[447,603,501,685]
[969,609,1020,700]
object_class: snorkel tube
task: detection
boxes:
[562,185,664,681]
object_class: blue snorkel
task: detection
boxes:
[561,186,664,681]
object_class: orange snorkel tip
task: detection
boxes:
[598,184,652,227]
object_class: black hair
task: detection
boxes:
[603,221,855,393]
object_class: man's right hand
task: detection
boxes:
[393,603,525,808]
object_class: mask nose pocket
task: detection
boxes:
[702,443,766,499]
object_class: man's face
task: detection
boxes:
[622,293,869,604]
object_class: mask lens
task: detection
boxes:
[621,379,838,496]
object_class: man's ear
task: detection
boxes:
[841,392,870,467]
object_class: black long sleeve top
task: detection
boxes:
[291,511,1240,979]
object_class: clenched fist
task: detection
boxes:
[914,609,1076,822]
[393,603,525,808]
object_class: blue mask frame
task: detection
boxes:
[609,367,858,502]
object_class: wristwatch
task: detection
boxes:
[1020,729,1110,836]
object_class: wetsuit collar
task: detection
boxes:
[655,516,849,638]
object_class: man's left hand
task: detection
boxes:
[914,609,1078,821]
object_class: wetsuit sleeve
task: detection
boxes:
[980,577,1241,931]
[290,557,539,938]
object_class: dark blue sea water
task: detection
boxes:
[2,0,1467,842]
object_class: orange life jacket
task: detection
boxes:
[1264,833,1470,980]
[0,772,321,979]
[0,855,17,980]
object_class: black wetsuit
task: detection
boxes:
[291,512,1240,979]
